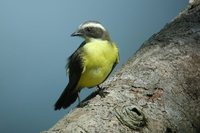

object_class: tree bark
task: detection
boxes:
[42,1,200,132]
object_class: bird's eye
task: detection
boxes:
[86,27,92,32]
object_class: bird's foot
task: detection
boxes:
[77,101,89,108]
[97,85,109,98]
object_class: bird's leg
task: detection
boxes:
[97,85,108,98]
[78,92,81,104]
[77,91,83,107]
[77,91,88,107]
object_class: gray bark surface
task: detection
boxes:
[42,1,200,132]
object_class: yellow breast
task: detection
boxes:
[77,39,118,88]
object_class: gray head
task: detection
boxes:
[71,21,110,41]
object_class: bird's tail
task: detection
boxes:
[54,83,78,110]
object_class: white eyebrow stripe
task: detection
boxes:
[81,23,106,31]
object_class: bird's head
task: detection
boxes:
[71,21,110,41]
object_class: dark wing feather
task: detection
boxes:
[54,41,86,110]
[67,41,86,85]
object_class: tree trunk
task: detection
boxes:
[42,1,200,132]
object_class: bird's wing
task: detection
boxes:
[66,41,86,90]
[54,42,87,110]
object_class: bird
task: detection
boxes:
[54,21,119,110]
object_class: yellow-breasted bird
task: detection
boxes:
[54,21,119,110]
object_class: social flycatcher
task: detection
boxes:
[54,21,119,110]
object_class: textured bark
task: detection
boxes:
[42,1,200,133]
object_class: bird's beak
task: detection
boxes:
[71,30,82,37]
